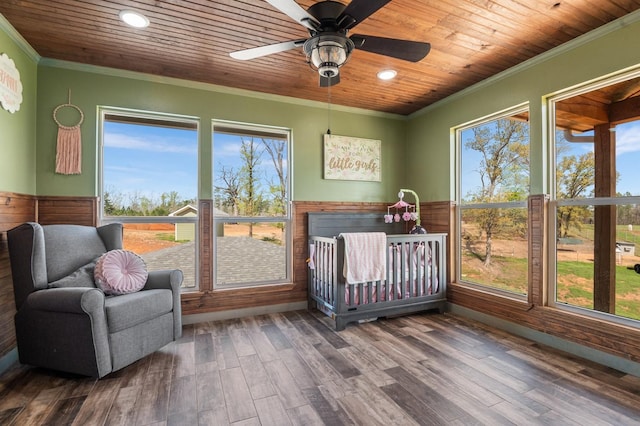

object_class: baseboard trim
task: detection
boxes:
[182,301,308,325]
[448,303,640,377]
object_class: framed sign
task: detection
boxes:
[0,53,23,114]
[324,134,381,181]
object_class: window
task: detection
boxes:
[456,106,530,295]
[100,109,199,290]
[212,121,291,288]
[551,69,640,323]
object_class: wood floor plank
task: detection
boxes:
[347,375,420,425]
[196,370,225,412]
[167,374,197,415]
[301,386,352,426]
[167,408,198,426]
[263,359,308,409]
[104,385,141,426]
[42,395,86,426]
[525,386,614,426]
[238,354,277,400]
[313,341,361,379]
[535,380,640,425]
[148,343,175,372]
[278,347,319,389]
[132,369,172,425]
[194,333,216,365]
[0,407,22,425]
[286,403,326,426]
[172,341,195,378]
[197,407,229,426]
[219,367,257,423]
[254,394,292,426]
[261,323,293,350]
[216,335,240,369]
[72,378,121,425]
[1,311,639,426]
[339,328,399,370]
[229,328,257,358]
[380,382,448,426]
[247,330,280,363]
[384,366,470,422]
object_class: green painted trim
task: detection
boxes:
[410,8,640,119]
[448,303,640,377]
[38,58,405,121]
[0,13,40,61]
[0,348,18,376]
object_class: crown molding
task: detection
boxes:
[38,57,405,121]
[0,13,40,62]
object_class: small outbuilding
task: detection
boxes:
[169,204,198,241]
[169,204,229,241]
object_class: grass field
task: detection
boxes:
[462,250,640,321]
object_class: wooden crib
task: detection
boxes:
[307,212,447,330]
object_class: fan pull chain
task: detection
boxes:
[326,82,332,135]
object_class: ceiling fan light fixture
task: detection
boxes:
[377,69,397,80]
[119,10,150,28]
[304,35,354,78]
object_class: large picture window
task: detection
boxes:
[212,121,291,288]
[550,70,640,324]
[457,106,530,295]
[100,109,199,290]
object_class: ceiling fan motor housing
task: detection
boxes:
[303,34,355,78]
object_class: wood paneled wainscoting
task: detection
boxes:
[0,192,99,362]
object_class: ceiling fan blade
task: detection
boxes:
[264,0,320,30]
[230,39,305,60]
[338,0,391,30]
[351,34,431,62]
[320,73,340,87]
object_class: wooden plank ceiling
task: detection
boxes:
[2,0,640,116]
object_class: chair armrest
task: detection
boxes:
[143,269,183,339]
[144,269,183,293]
[26,287,105,315]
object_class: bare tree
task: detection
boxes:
[262,137,287,216]
[239,138,264,237]
[215,165,241,216]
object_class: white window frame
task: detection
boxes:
[455,103,530,298]
[547,66,640,328]
[212,120,292,289]
[98,106,200,291]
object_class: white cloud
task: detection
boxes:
[615,122,640,156]
[104,132,196,154]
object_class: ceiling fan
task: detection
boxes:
[229,0,431,87]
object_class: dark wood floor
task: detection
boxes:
[0,311,638,425]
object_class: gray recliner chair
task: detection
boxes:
[7,222,182,378]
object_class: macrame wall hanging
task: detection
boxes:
[53,90,84,175]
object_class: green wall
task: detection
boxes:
[0,18,37,194]
[405,13,640,202]
[35,64,406,202]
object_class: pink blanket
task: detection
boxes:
[340,232,387,284]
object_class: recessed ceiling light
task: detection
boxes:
[119,10,149,28]
[377,69,397,81]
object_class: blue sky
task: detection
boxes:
[103,122,286,206]
[460,120,640,198]
[103,122,198,202]
[106,118,640,204]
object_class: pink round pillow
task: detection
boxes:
[94,250,148,295]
